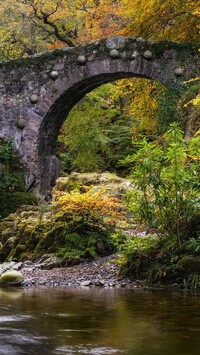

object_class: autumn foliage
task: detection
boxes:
[52,187,125,228]
[51,187,126,261]
[0,0,199,60]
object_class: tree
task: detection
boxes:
[0,0,198,60]
[0,0,124,59]
[0,0,82,59]
[120,0,199,42]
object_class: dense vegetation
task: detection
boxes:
[119,124,200,287]
[0,140,38,219]
[57,79,199,175]
[0,0,199,287]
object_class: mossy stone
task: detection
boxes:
[11,244,27,260]
[0,191,38,220]
[0,270,24,285]
[35,223,68,254]
[0,237,16,262]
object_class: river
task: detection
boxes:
[0,287,200,355]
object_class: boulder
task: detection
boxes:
[53,172,132,199]
[0,270,24,286]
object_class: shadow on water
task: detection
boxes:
[0,286,200,355]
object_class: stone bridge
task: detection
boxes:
[0,36,199,196]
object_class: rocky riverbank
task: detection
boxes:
[0,254,141,289]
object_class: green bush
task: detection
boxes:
[125,123,200,245]
[0,140,38,219]
[119,124,200,287]
[0,140,21,191]
[57,84,134,175]
[118,233,200,288]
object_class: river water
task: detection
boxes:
[0,286,200,355]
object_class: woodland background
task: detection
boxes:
[0,0,199,175]
[0,0,200,285]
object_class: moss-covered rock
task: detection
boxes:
[11,244,27,260]
[0,204,73,262]
[54,172,132,198]
[0,191,38,219]
[0,270,24,285]
[0,237,16,262]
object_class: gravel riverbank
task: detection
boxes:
[21,255,139,288]
[0,255,140,289]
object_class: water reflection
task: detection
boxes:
[0,287,200,354]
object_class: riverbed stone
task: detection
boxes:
[0,270,24,285]
[39,254,62,269]
[80,280,92,286]
[94,279,104,286]
[21,280,33,288]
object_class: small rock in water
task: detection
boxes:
[94,279,104,287]
[109,283,115,287]
[38,279,46,285]
[80,280,92,287]
[171,283,179,289]
[120,282,126,287]
[23,260,34,266]
[21,280,32,288]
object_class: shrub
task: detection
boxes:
[125,123,200,245]
[53,187,125,228]
[52,187,126,263]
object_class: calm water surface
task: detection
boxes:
[0,286,200,355]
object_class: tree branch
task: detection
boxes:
[17,0,75,46]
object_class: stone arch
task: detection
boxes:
[38,64,161,155]
[37,60,163,194]
[0,37,198,195]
